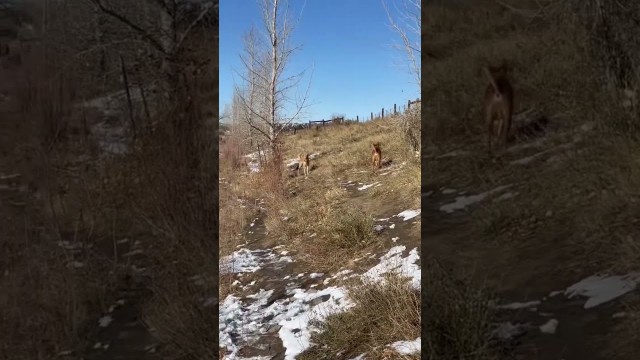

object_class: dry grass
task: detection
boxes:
[423,0,640,275]
[607,297,640,360]
[0,236,119,359]
[423,257,497,360]
[2,4,217,359]
[283,196,379,272]
[218,108,420,356]
[262,113,420,272]
[218,133,261,300]
[142,267,217,359]
[285,113,420,197]
[0,36,126,358]
[424,1,596,146]
[324,208,376,249]
[267,116,420,354]
[107,94,217,359]
[452,138,640,277]
[424,0,640,358]
[298,274,420,360]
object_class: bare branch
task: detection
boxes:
[87,0,168,54]
[231,0,312,153]
[175,2,214,51]
[493,0,544,18]
[383,0,421,88]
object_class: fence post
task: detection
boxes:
[371,112,373,120]
[356,115,359,122]
[394,103,397,114]
[407,99,411,109]
[382,107,385,119]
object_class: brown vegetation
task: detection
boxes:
[0,0,217,358]
[219,106,421,358]
[424,0,640,358]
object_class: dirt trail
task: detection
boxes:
[0,86,158,358]
[74,97,159,359]
[79,240,158,360]
[425,190,621,359]
[219,162,421,359]
[423,125,636,359]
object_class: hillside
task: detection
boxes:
[219,113,421,359]
[423,1,640,359]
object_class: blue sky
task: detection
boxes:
[220,0,420,123]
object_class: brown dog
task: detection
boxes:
[371,143,382,172]
[483,62,514,153]
[298,153,310,177]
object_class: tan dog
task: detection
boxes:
[483,62,514,153]
[371,143,382,172]
[298,153,310,177]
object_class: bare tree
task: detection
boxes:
[234,0,312,157]
[220,102,231,123]
[237,27,269,145]
[87,0,215,97]
[383,0,421,89]
[383,0,420,155]
[230,87,254,146]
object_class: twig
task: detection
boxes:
[494,0,544,18]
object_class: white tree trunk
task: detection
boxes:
[269,0,279,150]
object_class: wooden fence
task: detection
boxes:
[308,116,345,127]
[278,98,421,133]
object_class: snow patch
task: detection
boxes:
[564,273,640,309]
[361,246,421,290]
[495,300,541,310]
[396,209,421,221]
[388,337,421,354]
[98,315,113,328]
[220,248,294,275]
[539,319,559,334]
[358,182,380,191]
[440,185,511,213]
[278,287,354,360]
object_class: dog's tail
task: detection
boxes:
[371,143,378,151]
[483,67,501,98]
